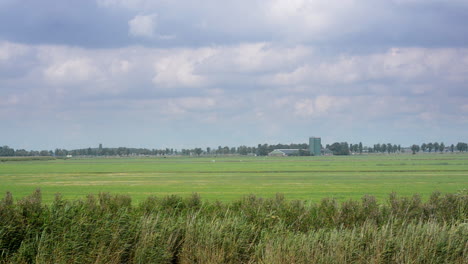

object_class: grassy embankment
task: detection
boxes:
[0,153,467,203]
[0,189,466,263]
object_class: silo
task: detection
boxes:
[309,137,321,156]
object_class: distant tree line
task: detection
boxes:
[0,146,52,157]
[0,143,308,157]
[1,141,467,157]
[409,142,468,154]
[420,142,446,153]
[367,143,401,154]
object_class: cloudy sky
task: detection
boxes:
[1,0,467,150]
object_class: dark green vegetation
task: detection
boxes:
[0,157,57,162]
[2,141,466,158]
[1,154,467,203]
[1,190,466,263]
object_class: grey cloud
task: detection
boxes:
[2,0,467,49]
[0,0,131,48]
[96,0,468,48]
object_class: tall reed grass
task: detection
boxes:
[1,190,466,263]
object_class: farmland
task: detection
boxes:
[1,153,467,263]
[1,153,466,203]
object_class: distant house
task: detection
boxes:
[268,149,300,156]
[322,148,333,155]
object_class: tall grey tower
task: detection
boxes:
[309,137,321,156]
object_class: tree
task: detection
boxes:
[238,146,248,155]
[375,144,381,153]
[358,142,363,154]
[0,146,15,156]
[439,142,445,153]
[381,144,387,153]
[40,150,50,156]
[433,142,439,153]
[456,142,467,152]
[256,144,269,156]
[421,143,427,152]
[329,142,350,155]
[411,144,420,155]
[223,146,230,155]
[427,143,433,152]
[15,149,29,156]
[450,144,454,152]
[386,143,392,154]
[194,148,203,156]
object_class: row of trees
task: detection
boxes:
[0,143,308,157]
[368,143,401,154]
[1,141,467,157]
[411,142,468,154]
[325,142,402,155]
[0,146,52,157]
[421,142,446,153]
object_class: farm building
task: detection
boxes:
[268,149,300,156]
[309,137,321,156]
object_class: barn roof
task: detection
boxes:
[269,149,300,155]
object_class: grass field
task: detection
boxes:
[0,153,467,203]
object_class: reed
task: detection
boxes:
[1,190,466,263]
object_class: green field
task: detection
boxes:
[0,153,467,203]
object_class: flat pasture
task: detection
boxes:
[0,153,467,203]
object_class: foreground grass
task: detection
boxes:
[1,190,467,263]
[0,153,467,203]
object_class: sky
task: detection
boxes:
[1,0,467,150]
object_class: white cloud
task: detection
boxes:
[264,0,369,40]
[110,59,131,75]
[419,112,435,121]
[0,42,29,61]
[294,98,315,117]
[153,58,204,88]
[2,41,467,144]
[129,96,220,121]
[128,14,158,38]
[203,43,310,74]
[44,57,100,83]
[293,95,350,117]
[168,97,216,111]
[267,0,332,32]
[270,48,468,89]
[153,48,216,88]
